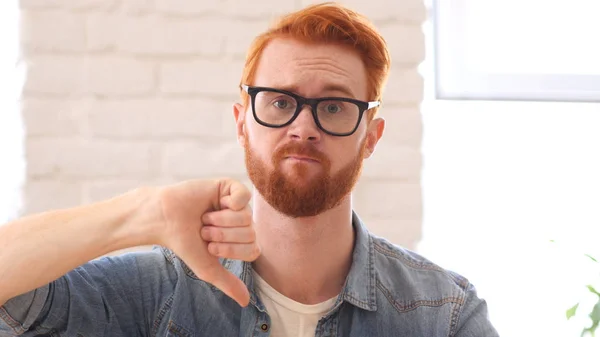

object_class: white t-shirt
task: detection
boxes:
[253,271,338,337]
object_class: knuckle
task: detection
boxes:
[243,211,252,225]
[208,243,219,255]
[217,244,231,257]
[203,213,215,225]
[239,187,251,202]
[201,227,211,240]
[215,229,225,242]
[233,213,244,227]
[247,229,256,242]
[250,245,261,259]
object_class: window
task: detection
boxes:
[0,0,25,224]
[434,0,600,101]
[419,0,600,335]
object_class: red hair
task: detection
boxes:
[239,2,391,119]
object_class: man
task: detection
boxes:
[0,3,499,336]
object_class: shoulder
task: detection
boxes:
[366,233,499,336]
[369,233,471,303]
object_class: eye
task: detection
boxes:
[273,100,290,109]
[324,103,342,114]
[271,96,297,111]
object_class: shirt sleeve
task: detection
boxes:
[452,282,500,337]
[0,246,177,337]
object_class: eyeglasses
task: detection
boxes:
[241,84,380,137]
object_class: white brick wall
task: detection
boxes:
[19,0,426,249]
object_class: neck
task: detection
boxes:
[251,190,355,305]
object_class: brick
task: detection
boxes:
[377,107,422,148]
[20,0,63,8]
[120,0,153,14]
[223,0,299,19]
[85,57,155,96]
[21,10,87,53]
[361,143,421,180]
[23,56,154,97]
[20,0,119,10]
[86,13,120,51]
[22,98,87,136]
[87,15,226,56]
[0,195,21,224]
[160,60,242,97]
[360,215,422,250]
[26,138,160,178]
[163,140,246,179]
[379,23,425,65]
[353,180,421,220]
[155,0,220,15]
[85,178,252,207]
[381,68,424,105]
[301,0,427,23]
[0,154,24,222]
[88,98,232,139]
[24,56,85,95]
[84,179,175,203]
[23,180,82,214]
[221,103,241,139]
[224,20,271,58]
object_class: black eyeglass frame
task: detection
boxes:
[241,84,381,137]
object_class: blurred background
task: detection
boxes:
[1,0,599,336]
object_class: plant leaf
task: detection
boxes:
[585,254,598,263]
[567,303,579,319]
[586,300,600,335]
[591,300,600,321]
[588,285,600,297]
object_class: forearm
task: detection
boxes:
[0,187,161,305]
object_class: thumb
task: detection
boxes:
[177,241,250,307]
[205,266,251,307]
[219,179,251,211]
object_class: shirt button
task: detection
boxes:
[260,323,269,332]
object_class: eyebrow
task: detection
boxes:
[278,84,356,99]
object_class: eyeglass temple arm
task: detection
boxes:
[368,101,381,110]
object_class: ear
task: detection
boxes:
[363,117,385,159]
[233,103,246,147]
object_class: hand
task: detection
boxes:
[154,178,260,307]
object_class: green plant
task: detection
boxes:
[566,253,600,337]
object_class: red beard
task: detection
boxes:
[244,133,366,218]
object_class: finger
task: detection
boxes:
[220,179,251,211]
[208,242,261,262]
[201,263,251,307]
[201,226,256,243]
[175,238,250,307]
[214,269,251,307]
[201,206,252,228]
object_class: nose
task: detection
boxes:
[287,106,321,142]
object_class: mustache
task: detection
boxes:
[274,142,329,163]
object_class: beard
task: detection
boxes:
[244,133,367,218]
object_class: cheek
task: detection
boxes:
[329,141,363,170]
[245,128,280,161]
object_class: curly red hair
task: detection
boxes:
[239,2,391,119]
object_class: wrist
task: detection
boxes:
[109,186,165,250]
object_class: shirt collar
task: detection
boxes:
[226,210,377,312]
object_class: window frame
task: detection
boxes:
[432,0,600,102]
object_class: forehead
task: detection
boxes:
[252,37,368,100]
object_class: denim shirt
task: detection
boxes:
[0,212,499,337]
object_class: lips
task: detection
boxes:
[285,155,320,163]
